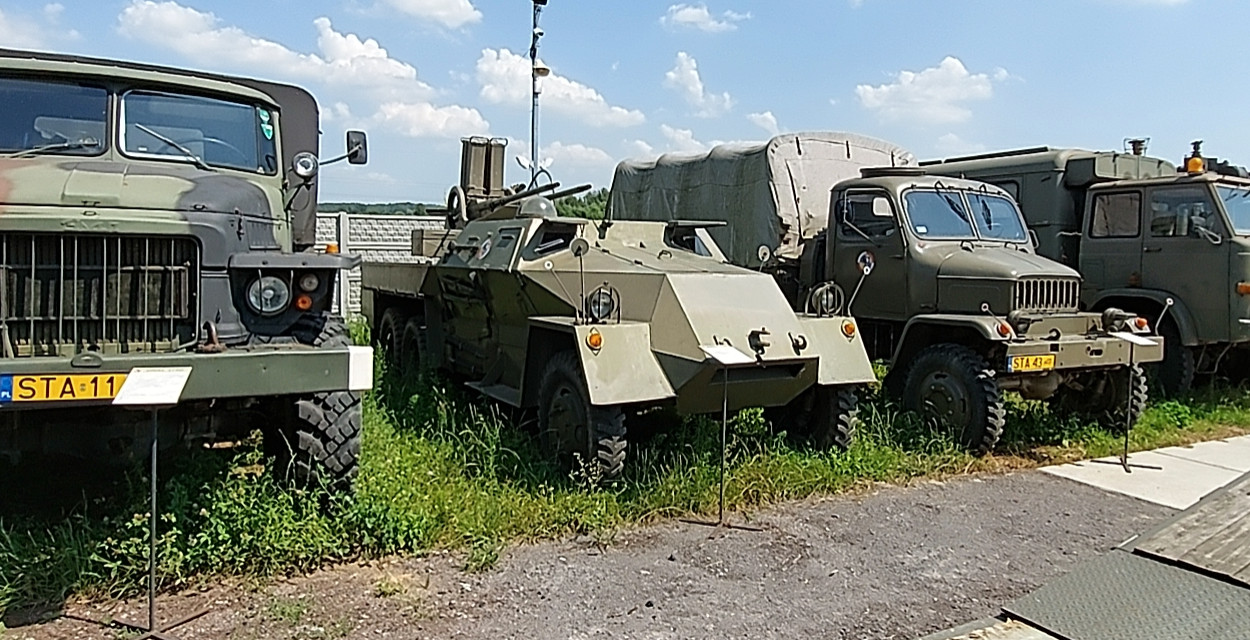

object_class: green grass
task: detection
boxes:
[2,342,1249,619]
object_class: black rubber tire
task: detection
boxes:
[537,351,627,482]
[767,385,858,451]
[902,344,1005,454]
[1150,320,1195,397]
[268,313,362,491]
[375,308,406,365]
[399,317,429,375]
[1051,364,1148,434]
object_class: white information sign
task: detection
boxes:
[112,367,193,407]
[1110,332,1160,347]
[700,344,754,367]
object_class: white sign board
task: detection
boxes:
[700,344,755,367]
[112,367,193,407]
[1110,332,1160,347]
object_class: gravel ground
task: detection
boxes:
[11,470,1174,640]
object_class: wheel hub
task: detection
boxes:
[919,371,971,432]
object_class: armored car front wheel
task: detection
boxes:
[903,344,1005,454]
[766,385,859,451]
[537,351,627,482]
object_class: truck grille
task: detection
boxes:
[0,234,199,356]
[1014,278,1080,313]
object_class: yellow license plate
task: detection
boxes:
[1008,355,1056,373]
[0,374,127,403]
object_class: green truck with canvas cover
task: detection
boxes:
[923,142,1250,396]
[608,132,1164,452]
[0,49,373,488]
[360,137,877,480]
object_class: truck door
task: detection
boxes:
[832,189,908,320]
[1080,190,1144,306]
[1141,185,1230,342]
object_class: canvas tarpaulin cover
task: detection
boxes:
[607,132,915,267]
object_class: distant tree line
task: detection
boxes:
[554,188,608,220]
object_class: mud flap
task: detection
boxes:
[571,323,675,406]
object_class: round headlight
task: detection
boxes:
[586,288,616,321]
[817,288,838,316]
[292,152,319,180]
[298,272,320,292]
[247,276,291,315]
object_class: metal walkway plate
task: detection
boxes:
[1004,550,1250,640]
[1131,470,1250,587]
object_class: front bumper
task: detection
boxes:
[0,345,373,409]
[1001,332,1163,375]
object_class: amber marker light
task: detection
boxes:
[1134,317,1149,330]
[841,320,856,338]
[586,329,603,350]
[325,242,340,254]
[996,322,1012,337]
[1238,282,1250,296]
[295,294,313,311]
[1186,155,1206,174]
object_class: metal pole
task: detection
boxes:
[529,1,542,185]
[148,407,158,632]
[719,364,728,524]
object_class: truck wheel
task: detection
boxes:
[767,385,858,451]
[375,308,406,365]
[400,317,429,374]
[537,351,627,482]
[903,344,1005,453]
[268,313,362,491]
[1150,320,1195,397]
[1052,364,1147,433]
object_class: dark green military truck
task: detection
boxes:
[609,132,1163,452]
[924,142,1250,395]
[0,48,372,488]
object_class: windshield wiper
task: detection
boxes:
[932,181,972,224]
[134,124,213,172]
[3,137,100,158]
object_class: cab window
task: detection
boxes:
[0,76,107,156]
[1090,192,1140,238]
[665,226,714,257]
[837,191,898,240]
[1149,186,1219,238]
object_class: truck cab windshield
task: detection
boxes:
[904,189,1027,242]
[0,77,107,156]
[1217,184,1250,235]
[121,90,278,174]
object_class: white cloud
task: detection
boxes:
[117,1,485,139]
[934,133,986,156]
[626,139,656,158]
[856,56,1002,125]
[544,142,615,169]
[747,111,780,136]
[380,0,482,29]
[664,52,733,117]
[661,4,750,32]
[660,125,708,153]
[475,48,645,128]
[374,102,488,138]
[0,5,77,48]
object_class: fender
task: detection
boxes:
[1089,288,1200,345]
[890,314,1007,364]
[795,316,876,385]
[528,317,675,406]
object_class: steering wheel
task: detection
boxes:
[169,136,250,166]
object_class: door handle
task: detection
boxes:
[1143,246,1162,253]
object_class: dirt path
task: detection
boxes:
[13,470,1173,640]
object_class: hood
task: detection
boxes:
[0,158,275,218]
[936,245,1080,280]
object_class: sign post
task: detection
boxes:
[111,367,204,639]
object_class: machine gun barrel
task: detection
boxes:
[545,184,594,201]
[468,181,562,214]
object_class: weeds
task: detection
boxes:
[2,354,1248,619]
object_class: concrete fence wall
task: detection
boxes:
[314,212,445,317]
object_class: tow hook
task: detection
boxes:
[789,332,808,354]
[196,321,227,353]
[749,327,771,359]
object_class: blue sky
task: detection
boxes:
[0,0,1240,203]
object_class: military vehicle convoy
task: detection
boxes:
[924,141,1250,396]
[360,137,878,480]
[608,132,1163,452]
[0,49,372,488]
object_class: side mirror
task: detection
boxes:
[757,244,772,264]
[346,130,368,165]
